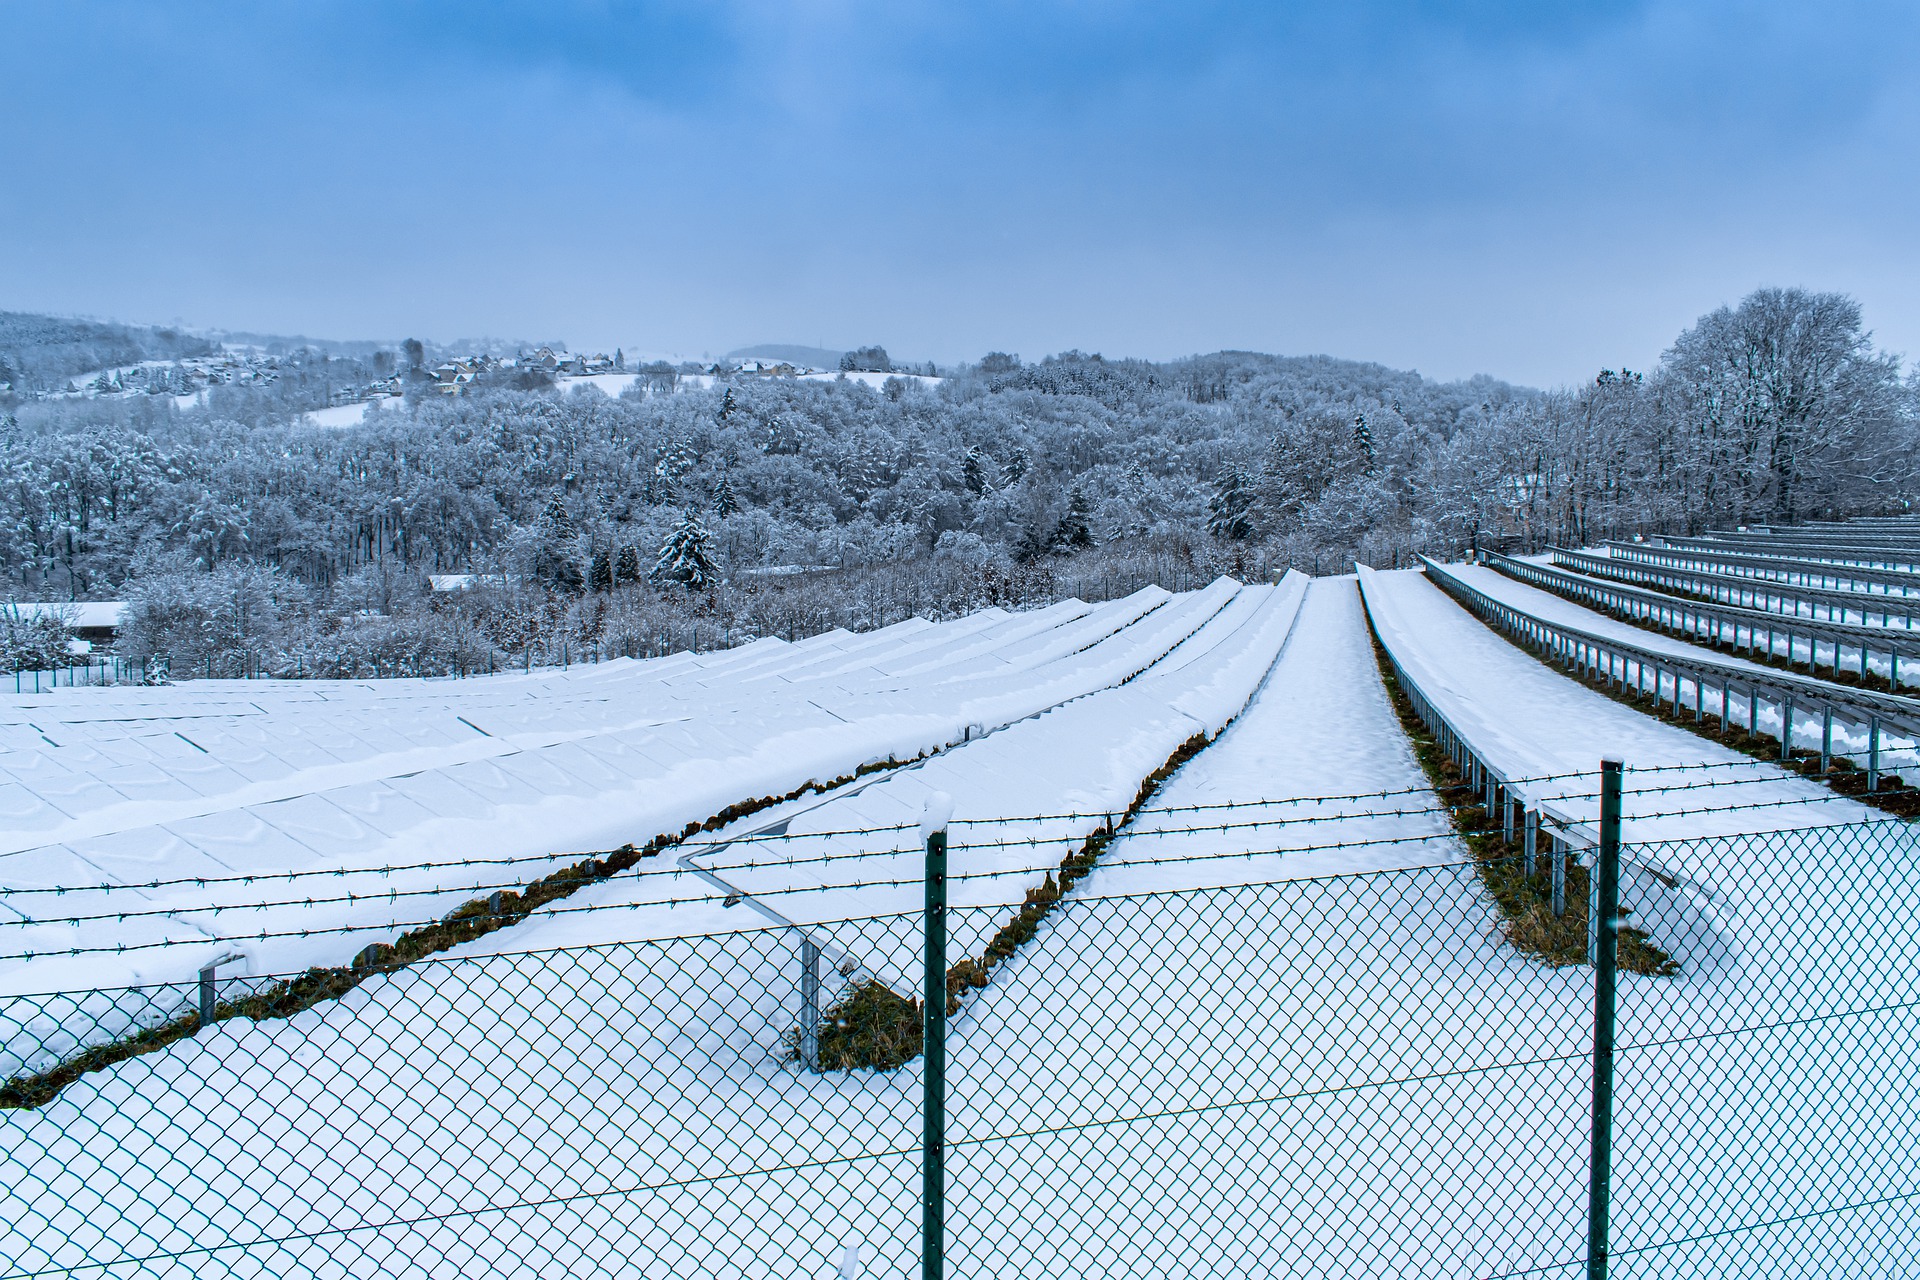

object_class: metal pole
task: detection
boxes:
[1552,835,1567,918]
[1821,707,1833,774]
[799,935,821,1073]
[198,953,240,1026]
[1780,698,1793,762]
[1869,716,1881,793]
[1587,759,1624,1280]
[922,813,949,1280]
[1524,808,1538,879]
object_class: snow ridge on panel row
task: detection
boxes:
[0,581,1250,1002]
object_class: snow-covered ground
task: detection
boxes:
[3,570,1909,1279]
[301,398,405,429]
[797,370,941,391]
[551,372,643,397]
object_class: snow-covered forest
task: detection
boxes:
[2,287,1914,677]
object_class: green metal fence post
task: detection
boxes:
[922,793,952,1280]
[1587,759,1623,1280]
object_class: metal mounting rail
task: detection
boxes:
[1656,534,1920,572]
[1801,517,1920,531]
[1357,565,1666,943]
[1700,528,1920,544]
[1608,540,1920,596]
[1420,556,1920,788]
[1550,547,1920,629]
[1484,551,1914,688]
[1687,528,1920,550]
[1359,572,1591,852]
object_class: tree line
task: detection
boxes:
[0,286,1912,677]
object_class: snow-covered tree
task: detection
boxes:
[614,544,641,586]
[1000,447,1030,487]
[963,447,993,496]
[1051,486,1095,552]
[587,549,614,593]
[530,499,583,592]
[1207,469,1257,540]
[651,510,717,590]
[0,604,74,673]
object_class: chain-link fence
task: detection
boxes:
[3,807,1916,1277]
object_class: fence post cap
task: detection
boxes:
[919,792,954,845]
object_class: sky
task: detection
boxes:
[2,0,1917,387]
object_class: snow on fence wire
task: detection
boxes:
[1550,545,1920,628]
[1486,550,1916,689]
[1,810,1915,1279]
[1607,539,1920,599]
[1422,556,1920,792]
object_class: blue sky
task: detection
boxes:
[2,1,1915,386]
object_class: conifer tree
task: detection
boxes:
[614,544,641,586]
[712,473,739,517]
[963,446,992,496]
[587,549,613,593]
[532,499,583,591]
[652,509,717,590]
[1000,446,1030,487]
[1051,485,1095,551]
[1353,414,1376,473]
[1207,468,1256,540]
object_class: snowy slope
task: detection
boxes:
[2,575,1911,1280]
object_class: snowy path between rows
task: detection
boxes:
[1090,575,1460,894]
